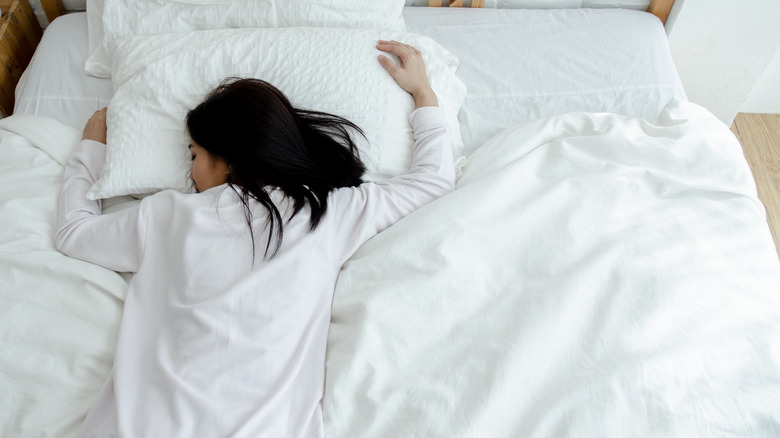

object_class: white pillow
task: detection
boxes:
[85,0,407,78]
[87,28,466,200]
[85,0,104,77]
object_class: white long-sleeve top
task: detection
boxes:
[56,106,454,438]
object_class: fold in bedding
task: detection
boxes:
[324,98,780,437]
[0,115,125,437]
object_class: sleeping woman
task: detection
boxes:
[55,40,455,437]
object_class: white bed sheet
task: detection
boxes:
[15,13,112,134]
[15,8,685,155]
[403,7,685,153]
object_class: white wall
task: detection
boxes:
[665,0,780,125]
[741,47,780,114]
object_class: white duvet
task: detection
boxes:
[323,99,780,436]
[0,115,124,436]
[2,99,780,436]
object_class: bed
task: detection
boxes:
[2,0,780,436]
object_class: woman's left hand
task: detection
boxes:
[377,40,438,108]
[83,108,108,144]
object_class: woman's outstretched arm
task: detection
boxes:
[56,108,146,272]
[329,41,456,263]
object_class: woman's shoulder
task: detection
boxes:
[141,188,189,204]
[328,183,368,204]
[138,186,220,215]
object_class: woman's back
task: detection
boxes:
[82,187,334,436]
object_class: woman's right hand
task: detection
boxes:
[83,107,108,144]
[377,40,438,108]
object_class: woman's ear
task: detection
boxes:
[211,156,231,186]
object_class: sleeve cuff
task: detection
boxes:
[409,106,446,131]
[78,139,108,177]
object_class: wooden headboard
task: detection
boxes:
[0,0,41,116]
[646,0,674,24]
[39,0,64,22]
[427,0,675,25]
[0,0,64,116]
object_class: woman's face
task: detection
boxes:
[189,141,230,193]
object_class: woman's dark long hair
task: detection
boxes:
[186,78,366,260]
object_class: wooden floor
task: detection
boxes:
[730,113,780,257]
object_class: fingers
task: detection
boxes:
[376,40,421,58]
[376,40,422,72]
[376,40,431,97]
[377,51,399,74]
[376,40,436,107]
[83,107,109,143]
[376,40,424,76]
[88,107,108,122]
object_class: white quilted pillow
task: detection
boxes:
[87,28,466,200]
[85,0,407,78]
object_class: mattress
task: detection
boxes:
[14,13,112,133]
[15,8,685,155]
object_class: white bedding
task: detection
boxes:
[4,4,780,438]
[403,8,685,152]
[16,9,685,155]
[324,99,780,436]
[15,13,113,132]
[29,0,654,28]
[0,115,124,437]
[3,100,779,436]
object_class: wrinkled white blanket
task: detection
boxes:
[0,115,125,437]
[2,100,780,437]
[324,99,780,436]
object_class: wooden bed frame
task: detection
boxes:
[39,0,65,22]
[645,0,675,24]
[0,0,41,116]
